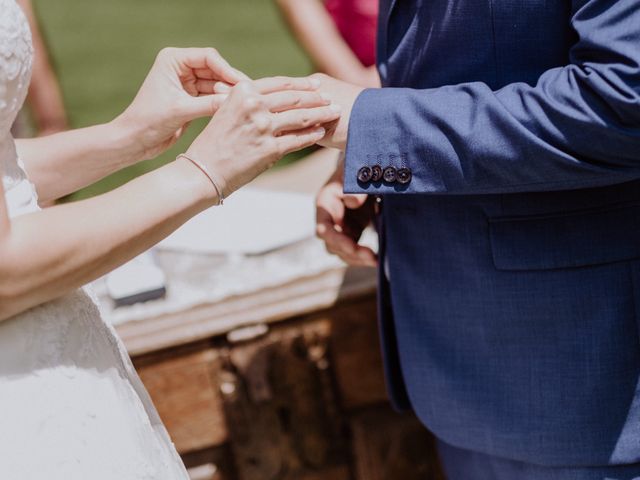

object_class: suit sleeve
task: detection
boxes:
[344,0,640,195]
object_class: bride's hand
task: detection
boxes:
[184,76,341,199]
[113,47,247,162]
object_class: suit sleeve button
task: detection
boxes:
[357,166,373,183]
[383,166,397,183]
[371,165,383,182]
[396,168,412,185]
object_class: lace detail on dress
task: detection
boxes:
[0,0,38,218]
[0,0,32,135]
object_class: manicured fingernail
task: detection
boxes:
[216,83,232,93]
[320,92,332,103]
[314,127,326,136]
[310,78,321,88]
[330,104,342,112]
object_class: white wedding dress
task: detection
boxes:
[0,2,190,478]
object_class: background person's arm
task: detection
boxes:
[275,0,379,87]
[319,0,640,195]
[0,78,339,322]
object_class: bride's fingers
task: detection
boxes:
[213,82,233,94]
[264,91,330,113]
[194,79,232,95]
[180,47,248,84]
[158,48,247,85]
[253,76,320,95]
[276,126,327,155]
[192,68,221,80]
[181,93,229,118]
[272,105,341,134]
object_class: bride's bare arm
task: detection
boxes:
[16,48,245,203]
[0,78,340,321]
[16,122,148,202]
[0,157,213,319]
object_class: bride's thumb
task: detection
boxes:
[182,94,228,119]
[343,194,368,210]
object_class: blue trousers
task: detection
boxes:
[438,441,640,480]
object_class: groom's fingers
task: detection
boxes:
[265,91,330,113]
[317,211,358,254]
[323,228,378,266]
[343,194,368,210]
[345,247,378,267]
[272,105,341,134]
[275,126,327,155]
[253,76,321,94]
[316,204,357,256]
[318,223,377,267]
[317,198,377,266]
[334,246,377,267]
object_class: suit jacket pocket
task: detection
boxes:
[489,203,640,271]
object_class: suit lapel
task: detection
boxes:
[380,0,400,63]
[384,0,400,32]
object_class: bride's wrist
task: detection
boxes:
[174,154,222,207]
[106,114,148,167]
[184,147,230,199]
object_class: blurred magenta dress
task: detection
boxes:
[325,0,379,66]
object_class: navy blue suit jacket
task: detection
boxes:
[344,0,640,467]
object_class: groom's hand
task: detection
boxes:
[316,158,377,267]
[310,73,365,151]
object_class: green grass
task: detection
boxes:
[32,0,312,199]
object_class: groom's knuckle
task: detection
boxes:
[254,114,271,134]
[254,95,267,108]
[275,142,287,158]
[289,95,302,107]
[267,136,282,155]
[316,223,328,238]
[274,76,293,89]
[240,94,258,112]
[310,92,323,104]
[235,80,255,96]
[310,72,327,83]
[300,115,312,127]
[252,116,272,137]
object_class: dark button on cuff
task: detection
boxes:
[383,166,397,183]
[357,166,373,183]
[396,167,412,185]
[371,165,383,182]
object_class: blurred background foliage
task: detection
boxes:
[32,0,312,200]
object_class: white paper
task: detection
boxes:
[106,251,166,300]
[158,188,316,255]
